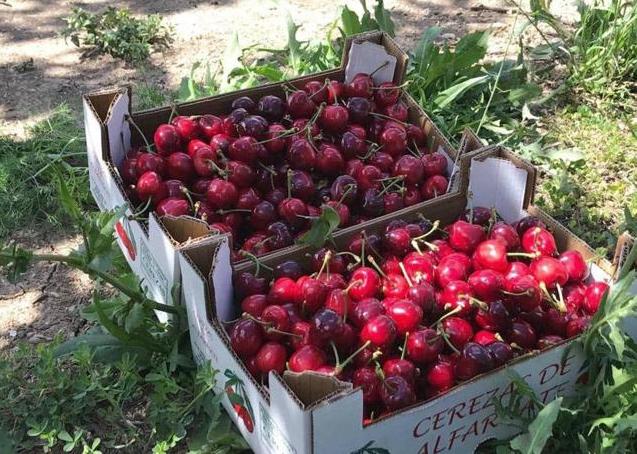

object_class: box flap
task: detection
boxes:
[209,236,236,323]
[345,41,397,84]
[468,157,528,224]
[459,128,485,155]
[283,371,352,407]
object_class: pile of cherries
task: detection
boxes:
[120,72,450,262]
[228,208,609,422]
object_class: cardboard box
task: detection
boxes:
[177,146,634,453]
[83,31,462,299]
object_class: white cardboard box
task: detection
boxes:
[178,149,634,453]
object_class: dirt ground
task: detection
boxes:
[0,0,579,352]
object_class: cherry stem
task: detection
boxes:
[369,60,390,78]
[335,251,362,265]
[240,250,272,276]
[255,127,298,145]
[206,159,227,177]
[334,340,372,374]
[539,282,567,313]
[168,103,179,124]
[400,332,409,360]
[243,314,302,339]
[438,328,461,355]
[494,332,504,342]
[124,114,152,151]
[430,305,463,328]
[130,196,153,218]
[413,220,441,242]
[193,201,207,222]
[467,296,489,311]
[361,235,366,268]
[330,341,341,369]
[217,208,251,214]
[181,186,195,209]
[257,161,277,175]
[287,169,293,199]
[371,80,411,90]
[337,184,356,206]
[507,252,539,259]
[366,255,387,278]
[398,262,414,288]
[316,250,332,279]
[344,279,363,294]
[501,289,533,297]
[369,112,409,125]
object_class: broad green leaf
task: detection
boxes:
[340,6,362,36]
[297,205,341,248]
[510,397,563,454]
[373,0,395,37]
[53,330,152,365]
[452,31,489,71]
[434,75,490,108]
[58,431,73,442]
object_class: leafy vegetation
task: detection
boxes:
[62,7,174,63]
[0,180,247,453]
[0,105,90,239]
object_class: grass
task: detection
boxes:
[0,105,91,239]
[533,104,637,255]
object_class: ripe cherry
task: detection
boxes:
[489,222,520,251]
[360,315,397,348]
[288,345,326,372]
[441,316,474,350]
[529,257,568,290]
[374,82,400,107]
[383,358,416,387]
[324,288,352,318]
[304,80,328,103]
[156,197,190,217]
[351,298,385,329]
[267,277,301,306]
[421,175,448,200]
[136,171,163,201]
[198,114,223,139]
[379,127,407,157]
[383,228,412,256]
[228,136,259,164]
[406,328,443,364]
[454,342,494,380]
[462,207,492,226]
[232,96,256,112]
[278,197,308,228]
[516,216,547,236]
[421,153,447,177]
[274,260,304,281]
[387,300,423,334]
[154,124,181,155]
[438,280,474,316]
[504,274,541,312]
[230,319,264,358]
[347,97,371,124]
[234,272,268,299]
[447,221,486,254]
[380,375,416,411]
[522,227,558,257]
[583,281,609,314]
[347,73,374,98]
[206,179,238,209]
[472,240,509,273]
[436,253,472,288]
[474,300,510,332]
[473,330,498,346]
[287,139,317,171]
[508,320,537,349]
[312,308,344,341]
[486,341,513,366]
[468,269,504,302]
[349,267,380,302]
[393,155,424,186]
[566,316,591,337]
[558,250,589,282]
[316,145,345,176]
[257,95,286,122]
[287,90,315,119]
[320,105,349,133]
[250,201,277,230]
[241,294,268,317]
[256,342,287,375]
[353,366,381,404]
[427,359,455,391]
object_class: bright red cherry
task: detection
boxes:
[198,114,223,139]
[136,171,163,201]
[427,359,455,391]
[288,345,326,372]
[156,197,190,217]
[436,253,472,288]
[438,280,474,316]
[583,281,609,314]
[503,274,542,311]
[241,294,268,317]
[473,330,498,346]
[505,261,530,281]
[349,267,380,302]
[256,342,287,374]
[379,127,407,157]
[267,277,301,306]
[421,175,448,200]
[299,278,329,313]
[489,222,520,251]
[172,116,201,142]
[374,82,400,107]
[446,221,486,254]
[421,153,447,177]
[529,257,568,290]
[387,300,423,334]
[522,227,558,257]
[472,239,509,273]
[360,315,397,348]
[558,250,589,282]
[393,155,424,186]
[324,288,352,319]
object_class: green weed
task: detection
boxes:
[0,105,90,239]
[62,7,174,63]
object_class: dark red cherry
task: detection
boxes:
[380,375,416,411]
[508,320,537,349]
[304,80,328,104]
[421,153,448,177]
[273,260,304,281]
[489,222,520,251]
[154,124,181,155]
[516,216,547,236]
[454,342,494,380]
[474,300,510,332]
[406,328,443,364]
[136,171,163,201]
[257,95,286,122]
[232,96,256,112]
[374,82,400,107]
[316,145,345,176]
[136,152,166,177]
[241,294,268,317]
[351,298,385,329]
[229,319,264,358]
[446,221,486,254]
[312,308,344,341]
[347,73,374,98]
[442,316,474,350]
[421,175,448,200]
[486,341,513,366]
[287,90,316,119]
[206,179,238,209]
[379,127,407,157]
[320,105,349,133]
[353,366,381,404]
[198,114,223,139]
